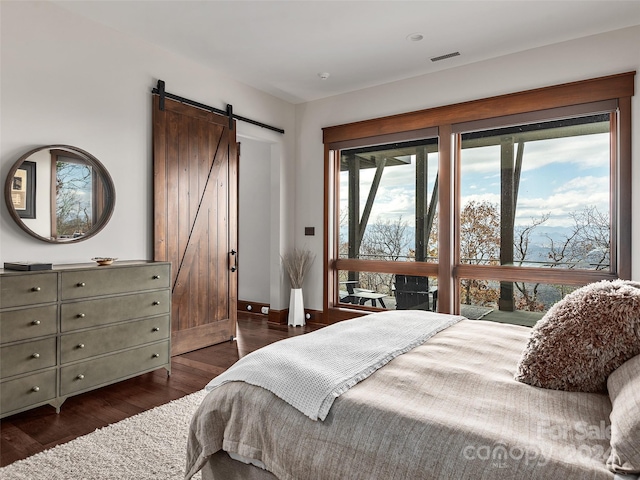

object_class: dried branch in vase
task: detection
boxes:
[282,248,315,289]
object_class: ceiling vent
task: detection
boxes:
[430,51,460,62]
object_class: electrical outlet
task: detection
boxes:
[261,306,269,315]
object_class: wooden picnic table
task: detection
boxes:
[339,282,387,308]
[353,289,387,308]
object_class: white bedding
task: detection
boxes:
[204,310,462,420]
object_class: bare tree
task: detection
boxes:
[513,214,550,312]
[545,206,610,270]
[458,201,500,305]
[358,216,411,294]
[360,215,410,262]
[338,207,349,259]
[569,206,610,270]
[56,161,93,237]
[459,203,609,312]
[459,201,501,265]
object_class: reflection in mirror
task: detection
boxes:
[4,145,115,243]
[9,160,36,219]
[52,149,107,239]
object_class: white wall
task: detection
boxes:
[0,1,296,309]
[238,137,271,304]
[295,26,640,310]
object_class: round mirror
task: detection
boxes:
[4,145,115,243]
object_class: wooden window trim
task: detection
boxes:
[323,72,634,144]
[323,72,635,324]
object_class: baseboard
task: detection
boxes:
[238,300,270,317]
[267,309,288,325]
[304,309,324,325]
[268,307,324,325]
[238,300,324,325]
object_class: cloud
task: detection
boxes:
[514,176,608,227]
[523,134,609,171]
[462,193,501,206]
[460,133,609,175]
[553,175,608,193]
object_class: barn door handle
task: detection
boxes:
[230,249,237,272]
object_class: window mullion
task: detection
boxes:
[438,125,454,313]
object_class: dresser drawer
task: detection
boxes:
[0,305,57,345]
[61,264,170,300]
[60,315,170,364]
[0,369,56,416]
[60,340,170,396]
[0,337,57,378]
[61,289,170,332]
[0,272,57,309]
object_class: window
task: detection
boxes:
[455,108,616,321]
[323,72,634,325]
[50,150,108,240]
[337,138,439,309]
[339,138,439,263]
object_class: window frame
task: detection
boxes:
[323,72,634,324]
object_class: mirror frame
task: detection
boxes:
[4,145,116,243]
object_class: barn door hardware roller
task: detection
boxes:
[152,80,285,134]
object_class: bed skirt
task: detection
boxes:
[201,451,278,480]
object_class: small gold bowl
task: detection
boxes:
[92,257,117,266]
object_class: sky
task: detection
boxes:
[461,133,610,228]
[340,131,610,232]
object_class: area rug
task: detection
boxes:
[0,389,208,480]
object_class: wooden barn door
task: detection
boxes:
[153,96,237,356]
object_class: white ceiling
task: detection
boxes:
[53,0,640,104]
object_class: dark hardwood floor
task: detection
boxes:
[0,314,319,467]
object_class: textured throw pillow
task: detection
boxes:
[515,279,640,392]
[607,354,640,474]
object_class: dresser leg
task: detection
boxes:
[51,397,67,414]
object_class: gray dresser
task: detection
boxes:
[0,261,171,419]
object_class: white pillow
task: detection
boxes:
[607,354,640,474]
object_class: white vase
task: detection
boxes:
[288,288,305,326]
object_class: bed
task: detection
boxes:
[185,282,640,480]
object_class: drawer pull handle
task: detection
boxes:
[32,287,41,292]
[76,374,85,380]
[152,353,160,358]
[77,282,86,287]
[32,386,40,392]
[32,320,41,326]
[152,327,160,332]
[32,353,40,359]
[77,313,86,318]
[153,275,160,279]
[153,301,161,306]
[77,344,85,349]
